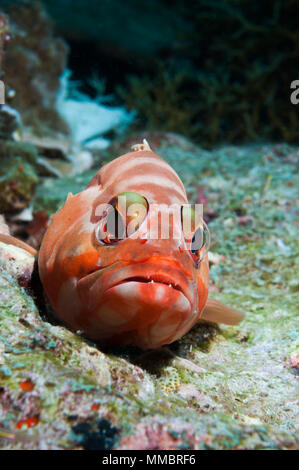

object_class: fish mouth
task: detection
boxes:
[102,268,195,315]
[78,260,195,308]
[111,275,185,294]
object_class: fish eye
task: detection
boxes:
[117,192,149,237]
[190,224,209,262]
[181,206,210,265]
[181,206,199,235]
[95,192,148,245]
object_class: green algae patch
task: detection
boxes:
[33,170,96,216]
[0,156,38,213]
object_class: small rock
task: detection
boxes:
[235,215,254,226]
[22,134,71,160]
[0,241,35,287]
[0,105,22,139]
[0,214,10,235]
[208,251,226,266]
[289,351,299,369]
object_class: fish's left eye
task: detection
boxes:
[190,224,210,264]
[181,206,210,265]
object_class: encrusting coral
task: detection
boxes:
[1,2,69,137]
[0,11,10,74]
[0,3,98,219]
[0,156,38,213]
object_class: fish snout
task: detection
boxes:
[82,262,198,349]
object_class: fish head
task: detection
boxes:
[39,149,210,349]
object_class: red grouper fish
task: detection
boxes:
[1,140,244,349]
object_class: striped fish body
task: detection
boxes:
[38,144,210,349]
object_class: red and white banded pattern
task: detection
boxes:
[39,144,209,349]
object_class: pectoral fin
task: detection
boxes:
[201,297,245,325]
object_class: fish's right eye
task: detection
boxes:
[95,205,126,245]
[117,192,148,236]
[181,206,210,265]
[95,192,148,245]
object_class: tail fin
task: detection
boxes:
[201,297,245,325]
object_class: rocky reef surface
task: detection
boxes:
[0,134,298,450]
[0,0,298,451]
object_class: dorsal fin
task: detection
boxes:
[131,138,152,152]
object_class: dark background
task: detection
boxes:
[2,0,299,147]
